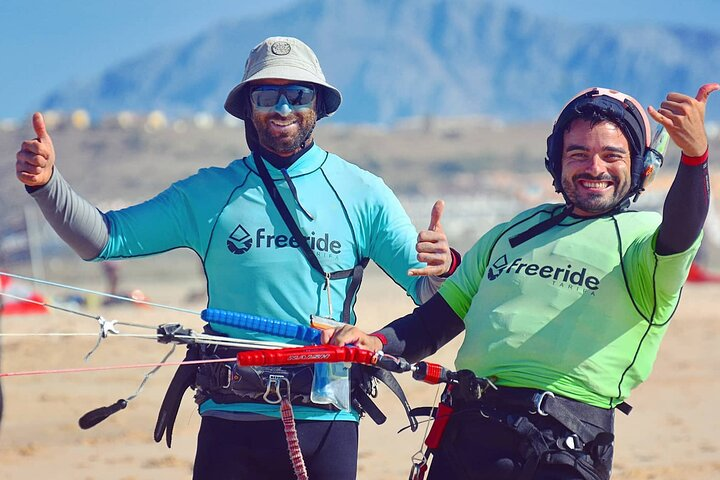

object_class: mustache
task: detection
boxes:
[573,173,615,182]
[267,114,298,121]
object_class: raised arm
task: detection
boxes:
[367,184,459,304]
[651,84,719,255]
[16,113,109,260]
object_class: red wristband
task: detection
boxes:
[369,332,387,347]
[440,248,462,278]
[681,147,709,166]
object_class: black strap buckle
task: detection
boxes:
[452,369,497,403]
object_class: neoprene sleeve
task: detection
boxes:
[375,293,465,363]
[27,168,109,260]
[655,160,710,255]
[416,275,445,304]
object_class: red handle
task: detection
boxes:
[236,345,377,367]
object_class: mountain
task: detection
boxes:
[41,0,720,124]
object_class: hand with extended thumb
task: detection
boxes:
[408,199,452,277]
[647,83,719,157]
[16,112,56,187]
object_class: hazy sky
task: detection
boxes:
[496,0,720,29]
[1,0,718,121]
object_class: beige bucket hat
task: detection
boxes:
[224,36,342,120]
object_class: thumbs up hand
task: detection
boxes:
[408,200,452,277]
[16,112,56,187]
[648,83,720,157]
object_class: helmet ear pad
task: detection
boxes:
[545,130,563,193]
[629,150,648,194]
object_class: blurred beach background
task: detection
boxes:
[1,1,719,478]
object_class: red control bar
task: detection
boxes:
[236,345,378,367]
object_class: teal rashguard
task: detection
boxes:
[96,144,427,420]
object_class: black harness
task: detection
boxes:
[153,339,417,447]
[410,371,629,480]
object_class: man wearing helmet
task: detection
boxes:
[325,84,718,479]
[16,37,460,479]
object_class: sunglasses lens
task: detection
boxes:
[251,89,280,107]
[251,85,315,108]
[284,86,315,106]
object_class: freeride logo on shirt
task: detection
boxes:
[487,254,600,292]
[227,224,342,256]
[227,224,253,254]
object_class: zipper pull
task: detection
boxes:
[324,272,333,319]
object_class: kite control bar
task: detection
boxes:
[235,344,459,386]
[236,344,379,367]
[411,361,458,385]
[202,308,322,344]
[207,309,462,385]
[78,310,462,431]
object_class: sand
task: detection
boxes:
[0,264,718,479]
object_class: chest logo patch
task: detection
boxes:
[487,255,509,280]
[227,223,253,255]
[487,254,600,291]
[226,225,343,256]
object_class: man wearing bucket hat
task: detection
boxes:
[325,84,719,479]
[16,36,460,479]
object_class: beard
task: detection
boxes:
[561,173,630,215]
[253,110,317,156]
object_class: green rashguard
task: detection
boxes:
[97,145,428,420]
[439,203,700,409]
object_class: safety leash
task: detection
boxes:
[281,396,309,480]
[408,384,442,480]
[407,387,457,480]
[262,374,309,480]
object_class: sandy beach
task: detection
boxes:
[0,263,718,479]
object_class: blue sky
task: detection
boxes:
[0,0,294,120]
[1,0,718,121]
